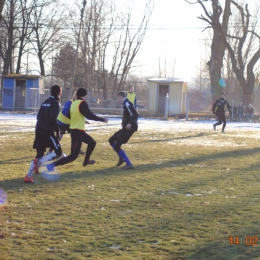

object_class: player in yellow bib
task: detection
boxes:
[126,85,137,108]
[46,88,108,170]
[47,92,86,155]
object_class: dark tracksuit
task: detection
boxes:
[109,98,138,166]
[53,99,105,167]
[33,95,62,158]
[213,98,231,131]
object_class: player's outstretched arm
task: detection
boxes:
[79,101,107,122]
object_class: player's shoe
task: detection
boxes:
[33,158,39,174]
[79,150,86,155]
[123,164,133,170]
[213,125,216,131]
[46,163,55,172]
[222,130,226,134]
[83,160,96,166]
[24,176,35,183]
[116,158,125,167]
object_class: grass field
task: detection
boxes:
[1,117,260,259]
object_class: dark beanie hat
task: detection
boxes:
[76,88,87,98]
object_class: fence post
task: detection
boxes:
[231,99,234,121]
[164,93,169,120]
[186,95,190,121]
[34,90,37,114]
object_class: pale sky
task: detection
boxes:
[125,0,208,79]
[116,0,259,80]
[49,0,259,81]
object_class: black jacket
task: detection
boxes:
[122,98,139,131]
[36,96,60,133]
[246,106,254,115]
[237,105,245,114]
[213,98,231,115]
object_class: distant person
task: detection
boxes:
[24,85,64,183]
[237,102,245,121]
[212,92,231,133]
[230,102,237,121]
[246,104,254,122]
[46,88,108,171]
[109,91,139,169]
[126,85,137,108]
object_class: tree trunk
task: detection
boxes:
[208,0,231,101]
[16,37,24,74]
[0,0,5,21]
[38,48,45,76]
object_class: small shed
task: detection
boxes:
[2,74,44,110]
[147,78,187,115]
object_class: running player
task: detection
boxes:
[46,88,108,171]
[109,91,138,169]
[24,85,63,183]
[213,92,231,133]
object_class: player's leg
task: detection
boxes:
[46,124,68,154]
[109,130,120,149]
[38,132,63,165]
[24,147,45,183]
[24,132,46,183]
[109,130,125,165]
[222,115,227,132]
[213,115,223,130]
[110,130,134,169]
[46,130,82,171]
[82,132,97,166]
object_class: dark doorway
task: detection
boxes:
[15,79,26,109]
[158,84,169,113]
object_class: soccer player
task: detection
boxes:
[47,92,86,155]
[126,85,137,108]
[213,92,231,133]
[24,85,63,183]
[46,88,108,170]
[109,91,139,169]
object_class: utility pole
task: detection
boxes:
[70,0,87,97]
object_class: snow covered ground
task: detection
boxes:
[1,111,260,134]
[1,112,260,150]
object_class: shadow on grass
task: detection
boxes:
[181,227,260,260]
[0,156,32,165]
[0,145,259,191]
[133,132,213,143]
[0,166,125,191]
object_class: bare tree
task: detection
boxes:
[0,0,5,21]
[66,0,153,100]
[15,0,34,74]
[197,0,231,101]
[109,0,154,98]
[0,0,16,75]
[76,0,120,99]
[53,43,75,88]
[29,0,68,76]
[188,0,260,103]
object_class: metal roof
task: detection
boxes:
[4,74,43,79]
[147,78,186,83]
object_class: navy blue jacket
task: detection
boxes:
[122,98,139,131]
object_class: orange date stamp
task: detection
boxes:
[229,236,258,246]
